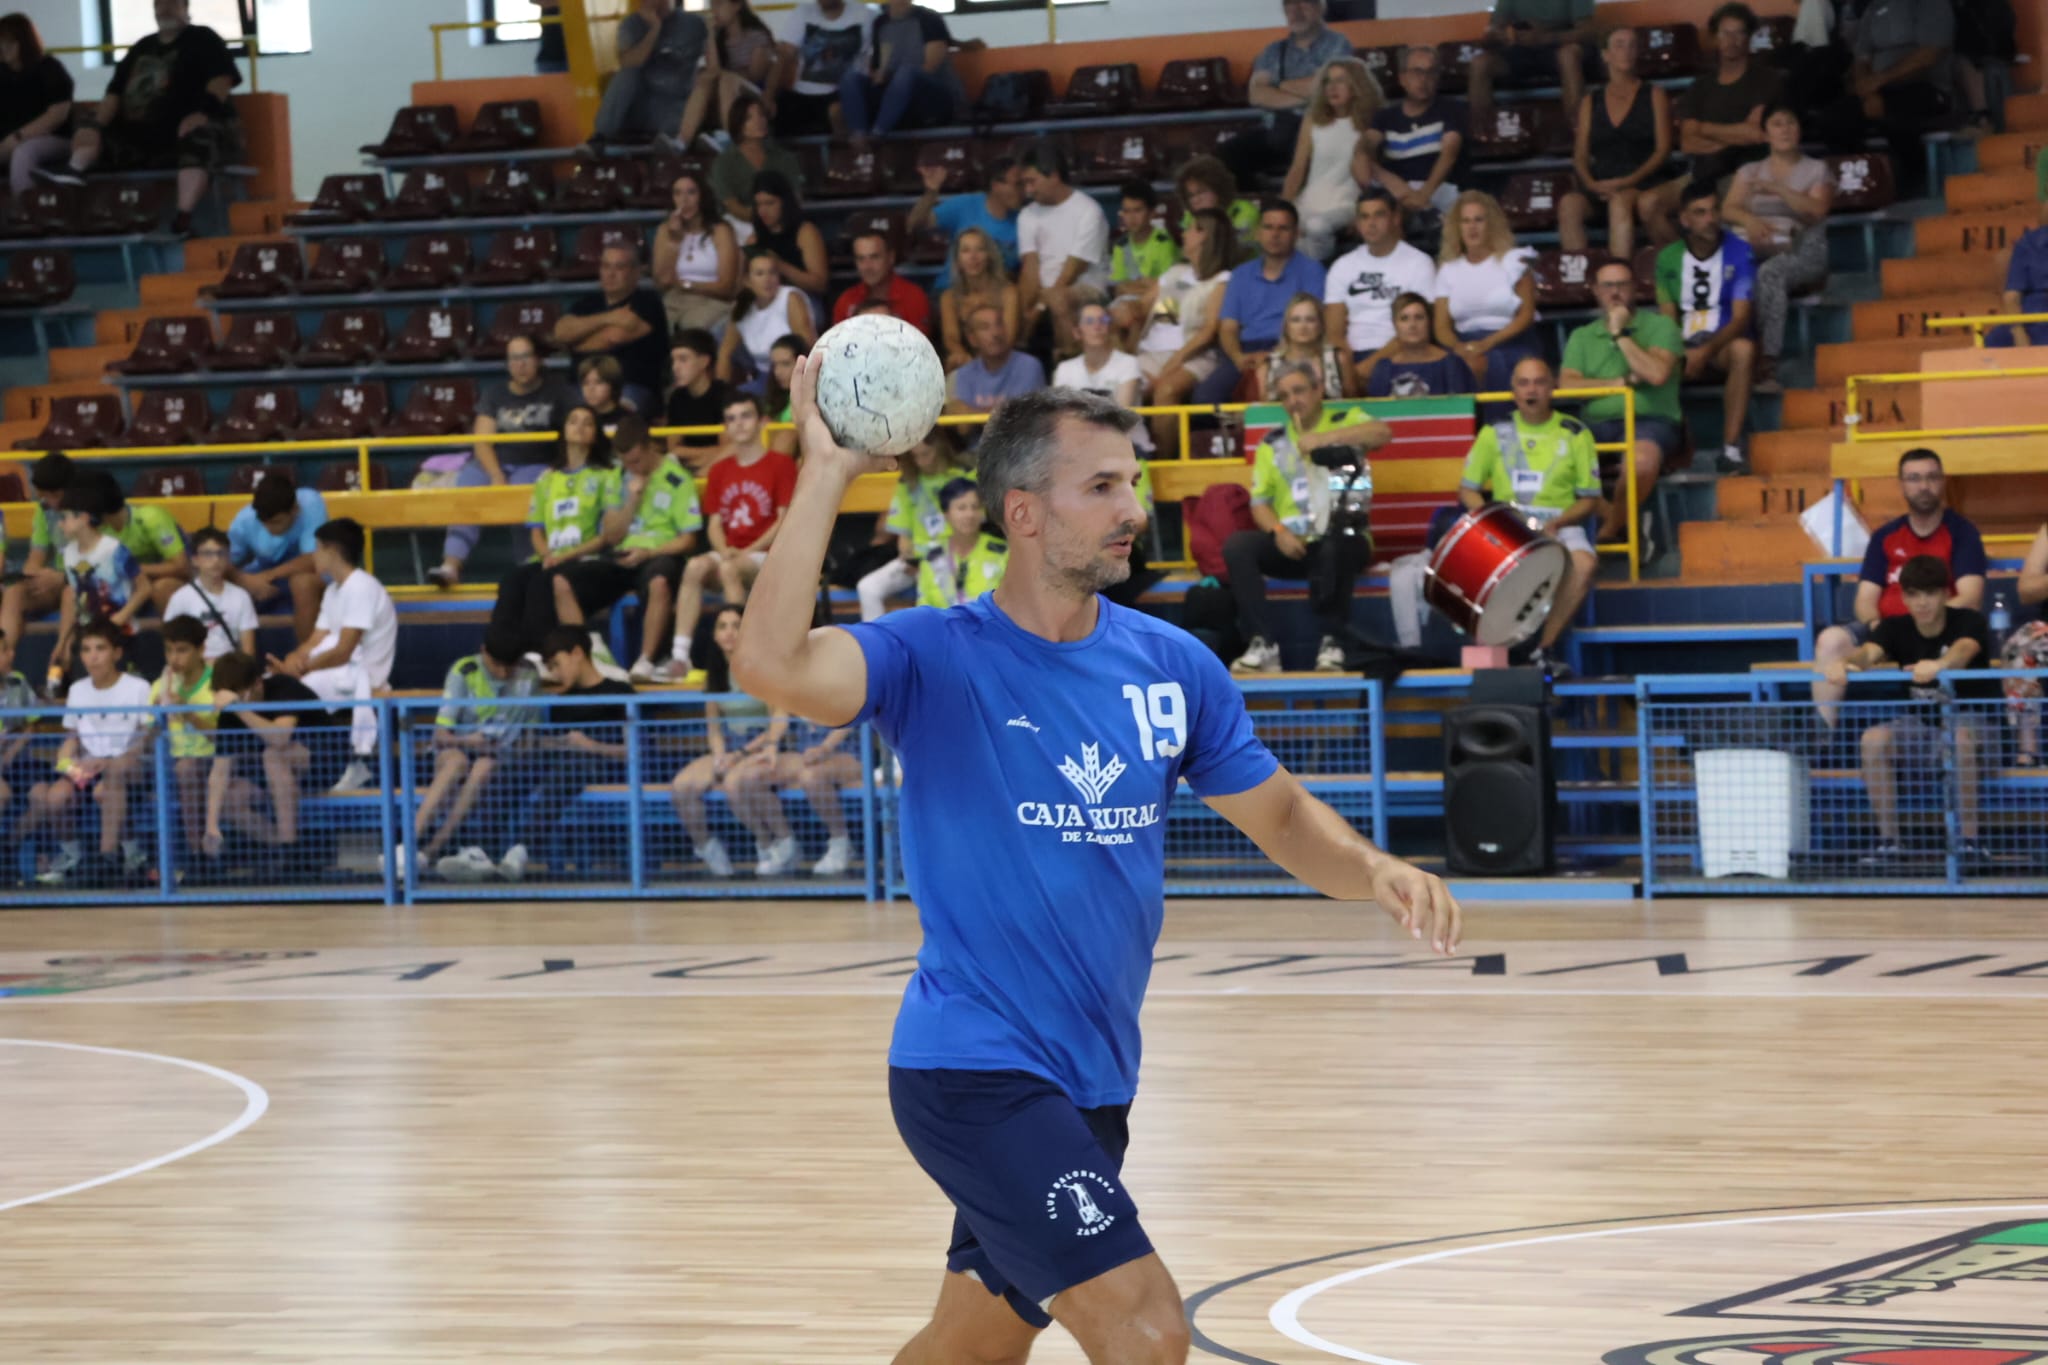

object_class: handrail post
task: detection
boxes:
[1624,389,1639,582]
[433,24,445,81]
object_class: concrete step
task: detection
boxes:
[1714,473,1834,520]
[1914,209,2035,256]
[1943,168,2038,213]
[1880,252,2006,296]
[47,343,130,383]
[1849,291,2004,342]
[139,272,217,308]
[1678,518,1813,583]
[1972,131,2046,171]
[1814,334,1971,385]
[1752,427,1832,475]
[2004,91,2048,130]
[4,381,118,424]
[1779,384,1924,434]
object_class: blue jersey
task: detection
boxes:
[847,594,1278,1107]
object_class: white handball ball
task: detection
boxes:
[812,313,947,457]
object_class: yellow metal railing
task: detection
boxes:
[1844,364,2048,444]
[1925,313,2048,347]
[54,33,260,92]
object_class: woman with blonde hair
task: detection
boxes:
[1283,58,1380,262]
[1261,292,1346,399]
[1137,207,1237,457]
[1431,189,1541,394]
[938,227,1019,372]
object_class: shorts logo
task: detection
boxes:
[1045,1170,1118,1238]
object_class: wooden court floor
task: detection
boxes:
[3,894,2047,1363]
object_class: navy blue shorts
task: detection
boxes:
[889,1066,1154,1328]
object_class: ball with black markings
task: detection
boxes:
[812,314,946,457]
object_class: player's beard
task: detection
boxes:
[1046,519,1139,596]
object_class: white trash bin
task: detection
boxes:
[1694,749,1809,878]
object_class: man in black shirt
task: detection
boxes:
[1824,553,1996,865]
[204,650,346,870]
[493,628,637,880]
[41,0,243,237]
[663,330,735,475]
[554,242,669,412]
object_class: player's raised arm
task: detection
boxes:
[730,352,900,728]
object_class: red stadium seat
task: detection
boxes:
[836,209,906,259]
[469,227,560,286]
[0,247,76,306]
[299,238,386,295]
[972,70,1051,124]
[361,104,460,158]
[471,161,554,217]
[1435,39,1485,94]
[0,468,23,503]
[555,223,645,282]
[1046,64,1143,119]
[631,153,699,210]
[559,158,645,213]
[453,100,543,152]
[12,184,78,237]
[1633,25,1701,80]
[1531,248,1608,309]
[903,138,978,195]
[112,314,215,375]
[226,462,286,495]
[383,304,475,365]
[1141,57,1236,111]
[208,240,303,299]
[474,299,563,359]
[1829,153,1897,213]
[132,464,207,498]
[212,385,302,444]
[315,459,394,493]
[822,144,884,198]
[380,378,479,437]
[300,381,391,440]
[1357,45,1404,102]
[211,313,300,371]
[1469,105,1536,163]
[384,231,472,291]
[80,181,170,236]
[128,392,214,447]
[1075,129,1159,186]
[298,308,389,368]
[288,175,387,227]
[378,167,469,221]
[1498,172,1568,233]
[15,394,124,450]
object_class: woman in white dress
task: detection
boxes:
[1137,207,1236,458]
[1282,58,1379,263]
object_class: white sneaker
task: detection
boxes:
[329,759,373,795]
[436,846,497,882]
[590,633,630,683]
[755,835,799,878]
[811,836,854,878]
[1231,636,1281,673]
[120,839,149,873]
[1314,636,1345,672]
[498,843,529,882]
[656,655,692,683]
[36,841,83,885]
[378,843,409,883]
[628,657,657,683]
[698,836,733,878]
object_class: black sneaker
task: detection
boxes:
[168,211,194,239]
[1715,445,1750,476]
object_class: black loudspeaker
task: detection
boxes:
[1443,704,1555,876]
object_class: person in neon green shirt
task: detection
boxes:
[917,479,1009,609]
[493,404,621,655]
[1458,354,1602,669]
[152,616,216,858]
[86,469,191,616]
[858,428,975,621]
[1226,363,1392,674]
[1109,180,1182,350]
[2,453,74,686]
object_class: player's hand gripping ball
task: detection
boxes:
[811,314,947,457]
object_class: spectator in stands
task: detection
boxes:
[1558,27,1675,264]
[2003,521,2048,764]
[203,650,343,865]
[679,0,782,150]
[0,628,37,835]
[2001,195,2048,348]
[1657,178,1758,473]
[227,471,325,644]
[506,627,634,878]
[1367,44,1468,231]
[1560,259,1683,541]
[1138,207,1236,457]
[670,393,795,679]
[579,355,633,427]
[20,621,152,886]
[1054,303,1150,464]
[151,614,215,860]
[654,168,740,338]
[492,405,619,656]
[774,0,875,137]
[748,171,831,297]
[1017,139,1110,359]
[39,0,241,238]
[1824,553,1996,866]
[840,0,965,144]
[1327,187,1439,394]
[418,626,543,882]
[1366,291,1476,397]
[1107,180,1179,351]
[1225,362,1391,674]
[1284,57,1379,263]
[917,479,1008,609]
[591,0,708,147]
[763,334,805,455]
[946,303,1047,421]
[1953,0,2017,138]
[554,414,703,682]
[0,14,73,194]
[0,452,71,677]
[533,0,567,74]
[49,478,143,683]
[164,527,257,662]
[719,246,817,389]
[430,334,577,590]
[1212,200,1327,406]
[1723,104,1834,388]
[938,227,1020,374]
[709,93,804,221]
[665,329,737,473]
[265,519,396,796]
[1263,293,1346,399]
[857,428,973,619]
[832,230,932,328]
[88,469,188,616]
[670,605,798,877]
[1177,154,1262,246]
[1813,450,1988,727]
[556,243,668,414]
[911,154,1023,298]
[1458,356,1601,673]
[1817,0,1956,198]
[1470,0,1595,125]
[1227,0,1356,188]
[1650,3,1781,234]
[1434,189,1540,393]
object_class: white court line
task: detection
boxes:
[0,1039,269,1214]
[1267,1201,2048,1364]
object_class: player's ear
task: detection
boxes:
[1002,489,1035,539]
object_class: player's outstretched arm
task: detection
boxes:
[730,352,901,729]
[1204,768,1462,954]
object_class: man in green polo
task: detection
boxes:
[1559,257,1684,547]
[1460,355,1602,672]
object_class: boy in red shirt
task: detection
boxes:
[667,393,797,680]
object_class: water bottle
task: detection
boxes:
[1992,592,2013,652]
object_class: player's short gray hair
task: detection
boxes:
[976,387,1139,536]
